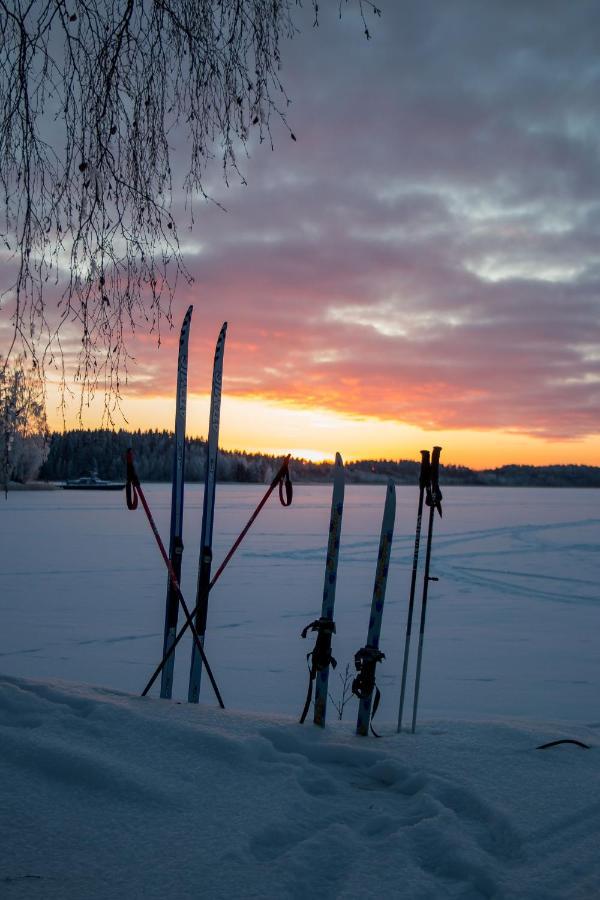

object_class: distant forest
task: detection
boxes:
[38,429,600,488]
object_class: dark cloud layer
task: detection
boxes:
[16,1,600,441]
[143,0,600,439]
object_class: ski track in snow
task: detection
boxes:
[1,675,600,899]
[1,485,598,725]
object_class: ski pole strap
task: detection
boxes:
[279,462,293,507]
[352,645,385,737]
[418,449,431,491]
[299,617,337,724]
[125,449,139,510]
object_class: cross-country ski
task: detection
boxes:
[299,451,345,726]
[353,479,396,737]
[160,305,193,700]
[188,322,227,703]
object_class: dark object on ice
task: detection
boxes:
[63,474,125,490]
[125,448,225,709]
[536,739,591,750]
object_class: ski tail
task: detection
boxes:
[355,479,396,737]
[411,445,443,734]
[299,452,345,727]
[188,322,227,704]
[397,449,430,731]
[160,305,193,700]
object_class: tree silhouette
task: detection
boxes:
[0,0,380,411]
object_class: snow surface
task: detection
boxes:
[1,485,598,721]
[1,485,599,897]
[1,674,598,899]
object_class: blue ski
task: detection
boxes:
[160,305,193,700]
[188,322,227,703]
[354,479,396,737]
[299,452,345,727]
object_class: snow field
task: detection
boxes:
[1,484,598,723]
[1,675,599,898]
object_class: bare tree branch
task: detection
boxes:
[0,0,378,415]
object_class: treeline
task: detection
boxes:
[37,429,600,487]
[39,430,280,484]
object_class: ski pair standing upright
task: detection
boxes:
[397,446,443,733]
[300,470,397,736]
[159,309,227,702]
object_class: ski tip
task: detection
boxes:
[221,321,228,334]
[335,451,343,467]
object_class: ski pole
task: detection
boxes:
[141,455,293,698]
[397,449,430,732]
[411,446,443,734]
[126,450,225,708]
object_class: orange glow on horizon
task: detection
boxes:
[44,382,599,471]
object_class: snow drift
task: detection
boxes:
[1,675,598,899]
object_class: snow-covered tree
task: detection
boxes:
[0,358,48,493]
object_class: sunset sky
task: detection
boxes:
[45,1,600,468]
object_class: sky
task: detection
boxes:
[43,2,600,466]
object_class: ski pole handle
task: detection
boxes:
[419,449,431,491]
[430,446,441,480]
[429,446,443,517]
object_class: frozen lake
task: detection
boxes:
[1,483,598,724]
